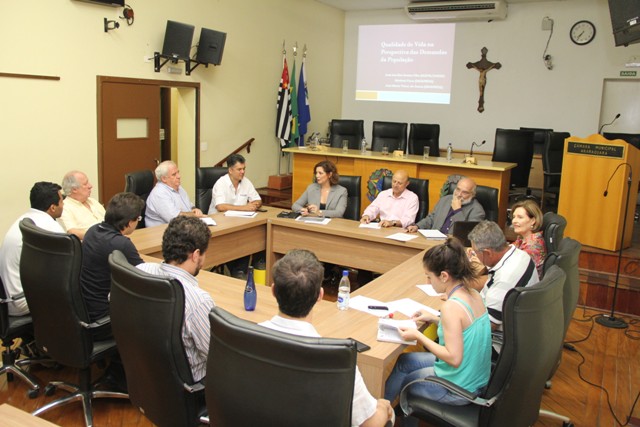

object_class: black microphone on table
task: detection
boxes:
[603,162,632,197]
[599,113,621,135]
[470,140,486,157]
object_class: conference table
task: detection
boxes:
[283,146,516,227]
[131,208,445,398]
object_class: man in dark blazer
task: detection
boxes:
[407,176,485,234]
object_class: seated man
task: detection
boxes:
[360,170,418,228]
[137,216,214,382]
[208,154,262,214]
[59,170,106,239]
[407,176,485,234]
[145,161,205,227]
[0,182,65,316]
[260,249,394,427]
[467,220,538,332]
[80,192,145,338]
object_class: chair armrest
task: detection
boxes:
[80,315,111,329]
[183,378,205,393]
[492,331,504,346]
[543,172,561,177]
[0,292,26,304]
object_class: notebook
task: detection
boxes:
[450,221,480,247]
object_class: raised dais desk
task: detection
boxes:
[283,146,516,227]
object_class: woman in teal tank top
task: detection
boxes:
[385,238,491,423]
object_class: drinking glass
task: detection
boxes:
[423,146,430,160]
[382,146,389,156]
[342,140,349,153]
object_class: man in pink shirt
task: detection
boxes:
[360,170,418,228]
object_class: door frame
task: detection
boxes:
[97,76,201,203]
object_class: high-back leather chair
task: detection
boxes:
[541,131,570,210]
[408,123,440,157]
[400,265,566,427]
[0,277,41,398]
[492,128,536,200]
[371,121,408,153]
[329,119,365,150]
[445,179,498,223]
[382,176,429,222]
[337,175,361,221]
[18,218,128,426]
[124,170,155,228]
[196,166,227,214]
[206,306,357,427]
[109,250,207,427]
[542,211,567,256]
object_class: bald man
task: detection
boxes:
[360,170,418,228]
[59,171,105,239]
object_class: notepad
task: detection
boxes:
[295,216,331,225]
[377,318,417,345]
[224,211,258,218]
[418,229,447,239]
[200,217,216,226]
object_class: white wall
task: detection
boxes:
[0,0,344,235]
[341,0,640,152]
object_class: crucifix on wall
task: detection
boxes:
[466,47,501,113]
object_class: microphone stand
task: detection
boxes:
[596,166,632,329]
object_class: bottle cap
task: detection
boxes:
[342,270,349,276]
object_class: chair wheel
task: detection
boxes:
[563,422,574,427]
[27,388,40,399]
[6,372,14,382]
[44,384,56,396]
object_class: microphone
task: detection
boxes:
[599,113,621,135]
[470,140,486,157]
[603,162,632,197]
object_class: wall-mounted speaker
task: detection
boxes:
[196,28,227,66]
[162,20,195,60]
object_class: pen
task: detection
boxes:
[368,305,389,310]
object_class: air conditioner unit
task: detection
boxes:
[406,1,507,22]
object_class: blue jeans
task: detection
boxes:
[385,352,470,406]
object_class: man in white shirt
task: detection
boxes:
[0,182,66,315]
[260,249,393,427]
[208,154,262,214]
[59,170,105,239]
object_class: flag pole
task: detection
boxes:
[277,40,286,175]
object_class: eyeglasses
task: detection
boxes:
[136,216,142,222]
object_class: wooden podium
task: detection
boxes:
[558,134,639,251]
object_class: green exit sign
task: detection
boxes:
[620,70,637,77]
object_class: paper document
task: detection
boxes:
[349,295,391,317]
[295,216,331,225]
[386,232,418,242]
[418,229,447,239]
[417,284,442,297]
[200,217,217,226]
[359,222,381,229]
[224,211,258,218]
[377,318,418,345]
[388,298,440,318]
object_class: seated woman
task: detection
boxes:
[511,199,546,278]
[291,160,347,218]
[384,238,491,423]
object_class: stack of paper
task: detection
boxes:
[295,216,331,225]
[200,217,216,226]
[418,229,447,239]
[224,211,258,218]
[377,318,418,345]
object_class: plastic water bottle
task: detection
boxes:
[244,266,257,311]
[360,138,368,155]
[447,142,453,162]
[337,270,350,311]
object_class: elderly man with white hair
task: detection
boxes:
[145,161,204,227]
[59,170,106,239]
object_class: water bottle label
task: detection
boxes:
[245,286,254,293]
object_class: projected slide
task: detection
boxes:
[356,23,456,104]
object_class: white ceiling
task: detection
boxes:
[315,0,557,11]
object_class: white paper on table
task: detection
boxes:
[418,229,447,239]
[417,284,443,297]
[387,298,440,318]
[359,222,381,229]
[224,210,258,218]
[349,295,391,317]
[200,217,217,226]
[295,216,331,225]
[385,232,418,242]
[377,318,418,345]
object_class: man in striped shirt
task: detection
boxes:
[137,216,214,382]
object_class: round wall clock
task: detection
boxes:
[570,20,596,45]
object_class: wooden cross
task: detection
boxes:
[466,47,501,113]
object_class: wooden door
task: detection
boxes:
[98,78,161,204]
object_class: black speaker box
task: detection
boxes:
[162,20,195,60]
[196,28,227,65]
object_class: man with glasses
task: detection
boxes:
[406,176,485,234]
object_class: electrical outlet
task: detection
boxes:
[542,17,554,31]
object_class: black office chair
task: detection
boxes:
[0,277,41,398]
[196,166,227,214]
[382,176,429,222]
[444,179,498,223]
[542,211,567,256]
[18,218,128,427]
[337,175,361,221]
[492,128,536,202]
[329,119,365,150]
[400,265,566,427]
[109,250,207,427]
[408,123,440,157]
[206,306,357,427]
[124,170,155,228]
[541,132,569,210]
[371,121,408,153]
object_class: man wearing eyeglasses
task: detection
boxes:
[406,176,485,234]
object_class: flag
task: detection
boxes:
[289,60,300,145]
[297,58,311,144]
[275,57,291,147]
